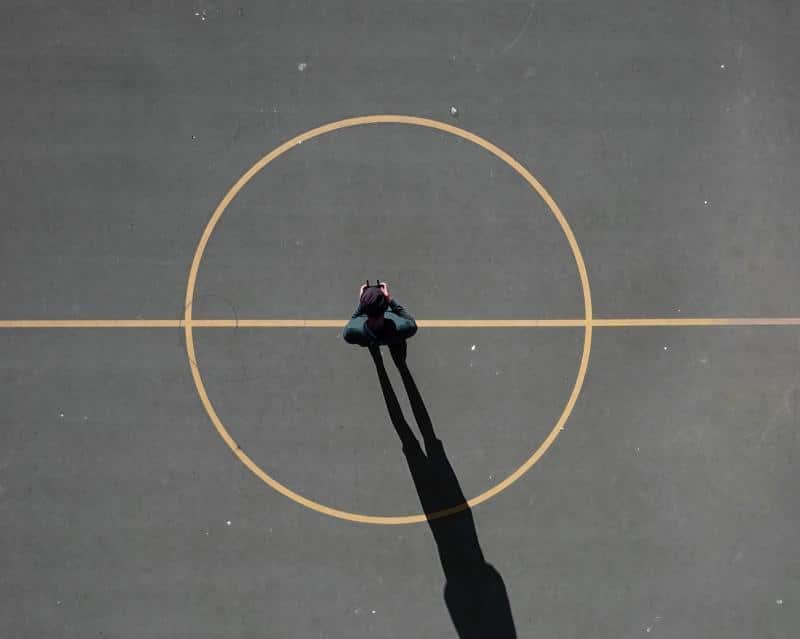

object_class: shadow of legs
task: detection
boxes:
[368,342,517,638]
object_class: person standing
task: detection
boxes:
[343,281,418,347]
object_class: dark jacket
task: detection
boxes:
[343,298,418,347]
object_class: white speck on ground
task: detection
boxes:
[59,412,64,418]
[450,106,459,117]
[297,62,308,71]
[371,610,376,614]
[226,520,231,526]
[776,599,783,605]
[720,63,725,69]
[704,200,709,205]
[663,345,669,351]
[470,344,476,351]
[646,627,652,633]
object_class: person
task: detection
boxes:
[342,281,418,347]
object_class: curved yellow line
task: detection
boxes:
[184,114,593,525]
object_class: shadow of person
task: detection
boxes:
[368,341,517,639]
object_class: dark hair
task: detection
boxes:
[360,288,389,318]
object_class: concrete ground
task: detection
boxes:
[1,1,799,637]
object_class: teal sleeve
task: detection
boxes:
[388,298,413,319]
[343,303,368,345]
[343,317,367,345]
[351,302,366,319]
[388,299,418,339]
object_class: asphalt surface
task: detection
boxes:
[1,1,799,637]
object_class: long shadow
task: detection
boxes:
[368,341,517,639]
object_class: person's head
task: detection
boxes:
[360,287,389,318]
[360,287,390,335]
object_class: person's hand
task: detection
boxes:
[359,282,368,298]
[379,282,391,302]
[389,340,407,366]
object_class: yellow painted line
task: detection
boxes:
[0,319,185,328]
[182,114,594,525]
[192,319,588,327]
[411,319,587,328]
[591,317,800,327]
[2,317,800,329]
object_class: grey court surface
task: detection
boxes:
[1,1,799,637]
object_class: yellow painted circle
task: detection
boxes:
[184,115,593,525]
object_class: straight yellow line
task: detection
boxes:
[0,319,184,328]
[1,318,800,328]
[203,319,589,328]
[591,317,800,327]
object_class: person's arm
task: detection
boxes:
[388,299,418,339]
[344,284,371,346]
[350,282,372,319]
[344,295,368,344]
[388,298,412,319]
[343,313,368,345]
[351,302,366,319]
[354,295,409,320]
